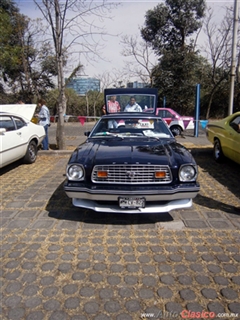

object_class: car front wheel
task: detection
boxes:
[23,140,38,164]
[214,139,224,162]
[170,125,182,136]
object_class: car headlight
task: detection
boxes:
[66,164,85,181]
[179,165,197,182]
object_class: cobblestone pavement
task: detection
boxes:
[1,136,240,319]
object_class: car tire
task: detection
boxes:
[170,125,182,136]
[23,140,38,164]
[214,139,224,162]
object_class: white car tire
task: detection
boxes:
[170,125,182,136]
[214,139,224,163]
[23,140,38,164]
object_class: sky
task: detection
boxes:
[16,0,235,83]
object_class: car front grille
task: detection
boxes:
[91,165,172,184]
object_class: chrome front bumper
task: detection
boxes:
[71,198,193,213]
[64,184,199,213]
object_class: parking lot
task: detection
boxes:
[1,123,240,319]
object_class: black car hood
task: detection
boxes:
[69,138,195,167]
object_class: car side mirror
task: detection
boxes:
[84,131,91,137]
[0,128,6,135]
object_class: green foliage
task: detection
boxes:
[0,0,57,102]
[45,89,104,117]
[141,0,206,53]
[0,5,25,83]
[141,0,215,117]
[154,49,211,115]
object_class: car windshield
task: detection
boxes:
[105,93,156,113]
[90,117,172,138]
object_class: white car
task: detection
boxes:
[0,104,45,168]
[144,108,194,136]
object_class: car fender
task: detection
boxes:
[169,120,184,131]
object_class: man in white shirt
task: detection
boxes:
[124,97,142,112]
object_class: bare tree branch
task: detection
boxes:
[201,6,239,118]
[120,35,157,86]
[33,0,119,149]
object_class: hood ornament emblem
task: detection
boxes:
[126,171,137,178]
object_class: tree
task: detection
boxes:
[141,0,206,53]
[34,0,118,149]
[0,0,57,102]
[139,0,207,114]
[121,35,157,86]
[152,49,210,114]
[201,6,237,118]
[0,0,25,93]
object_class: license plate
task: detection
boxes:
[119,197,145,208]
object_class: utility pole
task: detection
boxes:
[228,0,239,115]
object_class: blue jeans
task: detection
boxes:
[42,124,49,150]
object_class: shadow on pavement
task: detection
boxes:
[191,147,240,215]
[194,194,240,216]
[46,182,174,225]
[0,159,24,175]
[193,148,240,200]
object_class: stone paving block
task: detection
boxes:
[179,288,196,301]
[201,288,218,299]
[56,220,80,230]
[179,211,202,219]
[0,218,9,227]
[203,211,225,219]
[165,302,182,313]
[231,218,240,228]
[5,201,26,208]
[5,219,31,229]
[220,288,238,300]
[1,154,240,319]
[1,210,18,218]
[157,220,185,230]
[228,302,240,313]
[184,220,209,228]
[15,210,40,219]
[26,201,47,208]
[207,301,225,313]
[208,219,235,229]
[30,220,55,229]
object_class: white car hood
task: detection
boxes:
[0,104,37,121]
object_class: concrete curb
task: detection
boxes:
[38,150,73,155]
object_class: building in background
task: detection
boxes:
[127,81,149,89]
[66,77,100,96]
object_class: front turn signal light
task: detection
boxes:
[97,171,108,178]
[155,171,166,178]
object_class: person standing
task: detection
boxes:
[36,99,50,150]
[102,96,121,114]
[124,97,142,112]
[107,96,121,113]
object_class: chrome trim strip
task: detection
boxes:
[65,189,199,201]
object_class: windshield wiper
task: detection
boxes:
[93,132,124,139]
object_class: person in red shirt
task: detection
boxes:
[101,96,121,128]
[107,96,121,113]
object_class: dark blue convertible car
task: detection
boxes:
[64,88,199,213]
